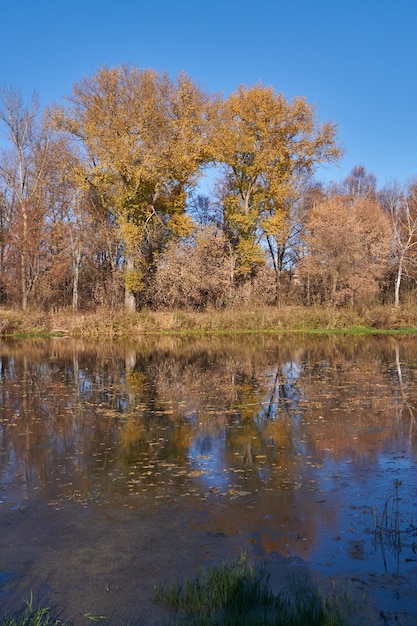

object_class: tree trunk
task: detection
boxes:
[72,253,80,312]
[394,255,403,308]
[21,252,27,311]
[266,235,280,305]
[124,254,136,312]
[21,204,28,311]
[275,270,281,306]
[125,290,136,312]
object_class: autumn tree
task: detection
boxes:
[212,83,340,299]
[152,225,232,309]
[380,179,417,307]
[0,189,8,301]
[299,196,392,305]
[263,175,325,304]
[44,133,116,311]
[330,164,377,201]
[53,65,216,311]
[0,86,56,309]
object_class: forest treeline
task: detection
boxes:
[0,64,416,313]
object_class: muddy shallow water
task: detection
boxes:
[0,334,416,624]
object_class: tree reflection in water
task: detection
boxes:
[0,334,416,622]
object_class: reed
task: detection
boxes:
[154,553,348,625]
[373,478,414,572]
[374,479,403,546]
[0,593,66,626]
[2,304,417,339]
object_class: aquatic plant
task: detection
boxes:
[0,593,67,625]
[374,479,417,572]
[374,479,402,545]
[154,552,348,625]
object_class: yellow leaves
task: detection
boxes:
[168,186,188,213]
[124,267,144,293]
[217,84,295,171]
[211,82,340,282]
[53,63,212,218]
[119,220,143,252]
[125,370,146,392]
[224,193,243,215]
[262,212,288,240]
[215,82,340,197]
[235,238,265,276]
[49,64,342,303]
[228,209,257,236]
[169,213,193,238]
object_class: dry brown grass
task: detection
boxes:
[0,304,417,338]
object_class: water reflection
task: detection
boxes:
[0,335,416,621]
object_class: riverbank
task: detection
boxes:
[1,304,417,338]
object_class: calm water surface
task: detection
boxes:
[0,334,416,624]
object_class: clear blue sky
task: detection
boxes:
[1,0,416,189]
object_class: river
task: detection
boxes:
[0,334,416,624]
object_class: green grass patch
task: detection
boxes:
[0,594,68,625]
[6,332,67,339]
[154,553,349,625]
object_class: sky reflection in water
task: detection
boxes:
[0,334,416,621]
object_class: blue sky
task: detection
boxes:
[1,0,416,189]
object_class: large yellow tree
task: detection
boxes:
[53,65,216,310]
[213,84,341,298]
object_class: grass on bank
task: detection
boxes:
[154,553,351,626]
[1,304,417,338]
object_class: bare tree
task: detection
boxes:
[262,175,324,304]
[340,164,377,200]
[380,180,417,307]
[0,86,52,309]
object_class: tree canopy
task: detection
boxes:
[212,83,340,285]
[52,65,216,309]
[1,66,416,312]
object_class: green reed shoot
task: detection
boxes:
[154,552,348,625]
